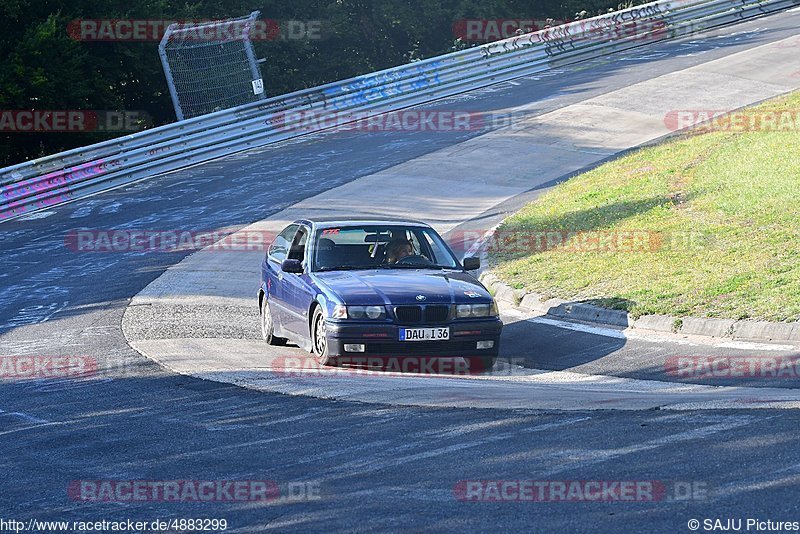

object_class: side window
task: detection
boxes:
[288,226,309,262]
[422,230,447,264]
[268,224,299,262]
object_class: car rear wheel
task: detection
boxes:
[311,306,336,366]
[260,299,287,346]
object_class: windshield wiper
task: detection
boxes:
[383,263,445,270]
[316,265,381,272]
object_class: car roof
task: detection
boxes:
[294,216,432,229]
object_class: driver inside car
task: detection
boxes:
[385,238,414,264]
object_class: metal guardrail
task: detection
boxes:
[1,0,796,222]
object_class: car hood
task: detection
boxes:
[313,269,492,306]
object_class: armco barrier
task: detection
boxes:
[1,0,797,221]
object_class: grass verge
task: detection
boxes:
[489,91,800,322]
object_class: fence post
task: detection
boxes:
[158,23,185,121]
[243,11,267,103]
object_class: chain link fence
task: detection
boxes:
[158,11,266,121]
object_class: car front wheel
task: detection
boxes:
[260,300,287,346]
[311,306,336,366]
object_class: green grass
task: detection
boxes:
[490,92,800,322]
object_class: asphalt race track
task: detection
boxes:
[2,10,800,532]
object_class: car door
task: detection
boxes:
[266,224,299,331]
[281,225,316,338]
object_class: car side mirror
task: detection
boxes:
[463,257,480,271]
[281,259,304,274]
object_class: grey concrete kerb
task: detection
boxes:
[480,272,800,343]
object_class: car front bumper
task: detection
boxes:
[324,318,502,359]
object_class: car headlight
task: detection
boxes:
[345,305,386,320]
[456,301,498,318]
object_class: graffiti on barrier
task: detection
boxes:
[0,158,123,220]
[1,159,122,202]
[480,4,667,58]
[0,191,74,221]
[259,92,329,126]
[146,146,170,157]
[321,62,443,111]
[251,91,328,116]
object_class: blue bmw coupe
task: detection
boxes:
[258,218,502,370]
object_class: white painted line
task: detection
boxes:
[504,309,798,351]
[0,409,49,424]
[715,340,796,352]
[505,311,629,340]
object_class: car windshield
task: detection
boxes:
[313,225,460,272]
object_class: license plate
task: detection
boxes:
[399,327,450,341]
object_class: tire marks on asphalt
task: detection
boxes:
[537,415,760,477]
[308,417,592,482]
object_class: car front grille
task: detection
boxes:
[393,305,451,324]
[395,306,423,323]
[424,305,450,323]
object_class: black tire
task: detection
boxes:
[467,355,497,372]
[260,299,287,346]
[311,306,335,366]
